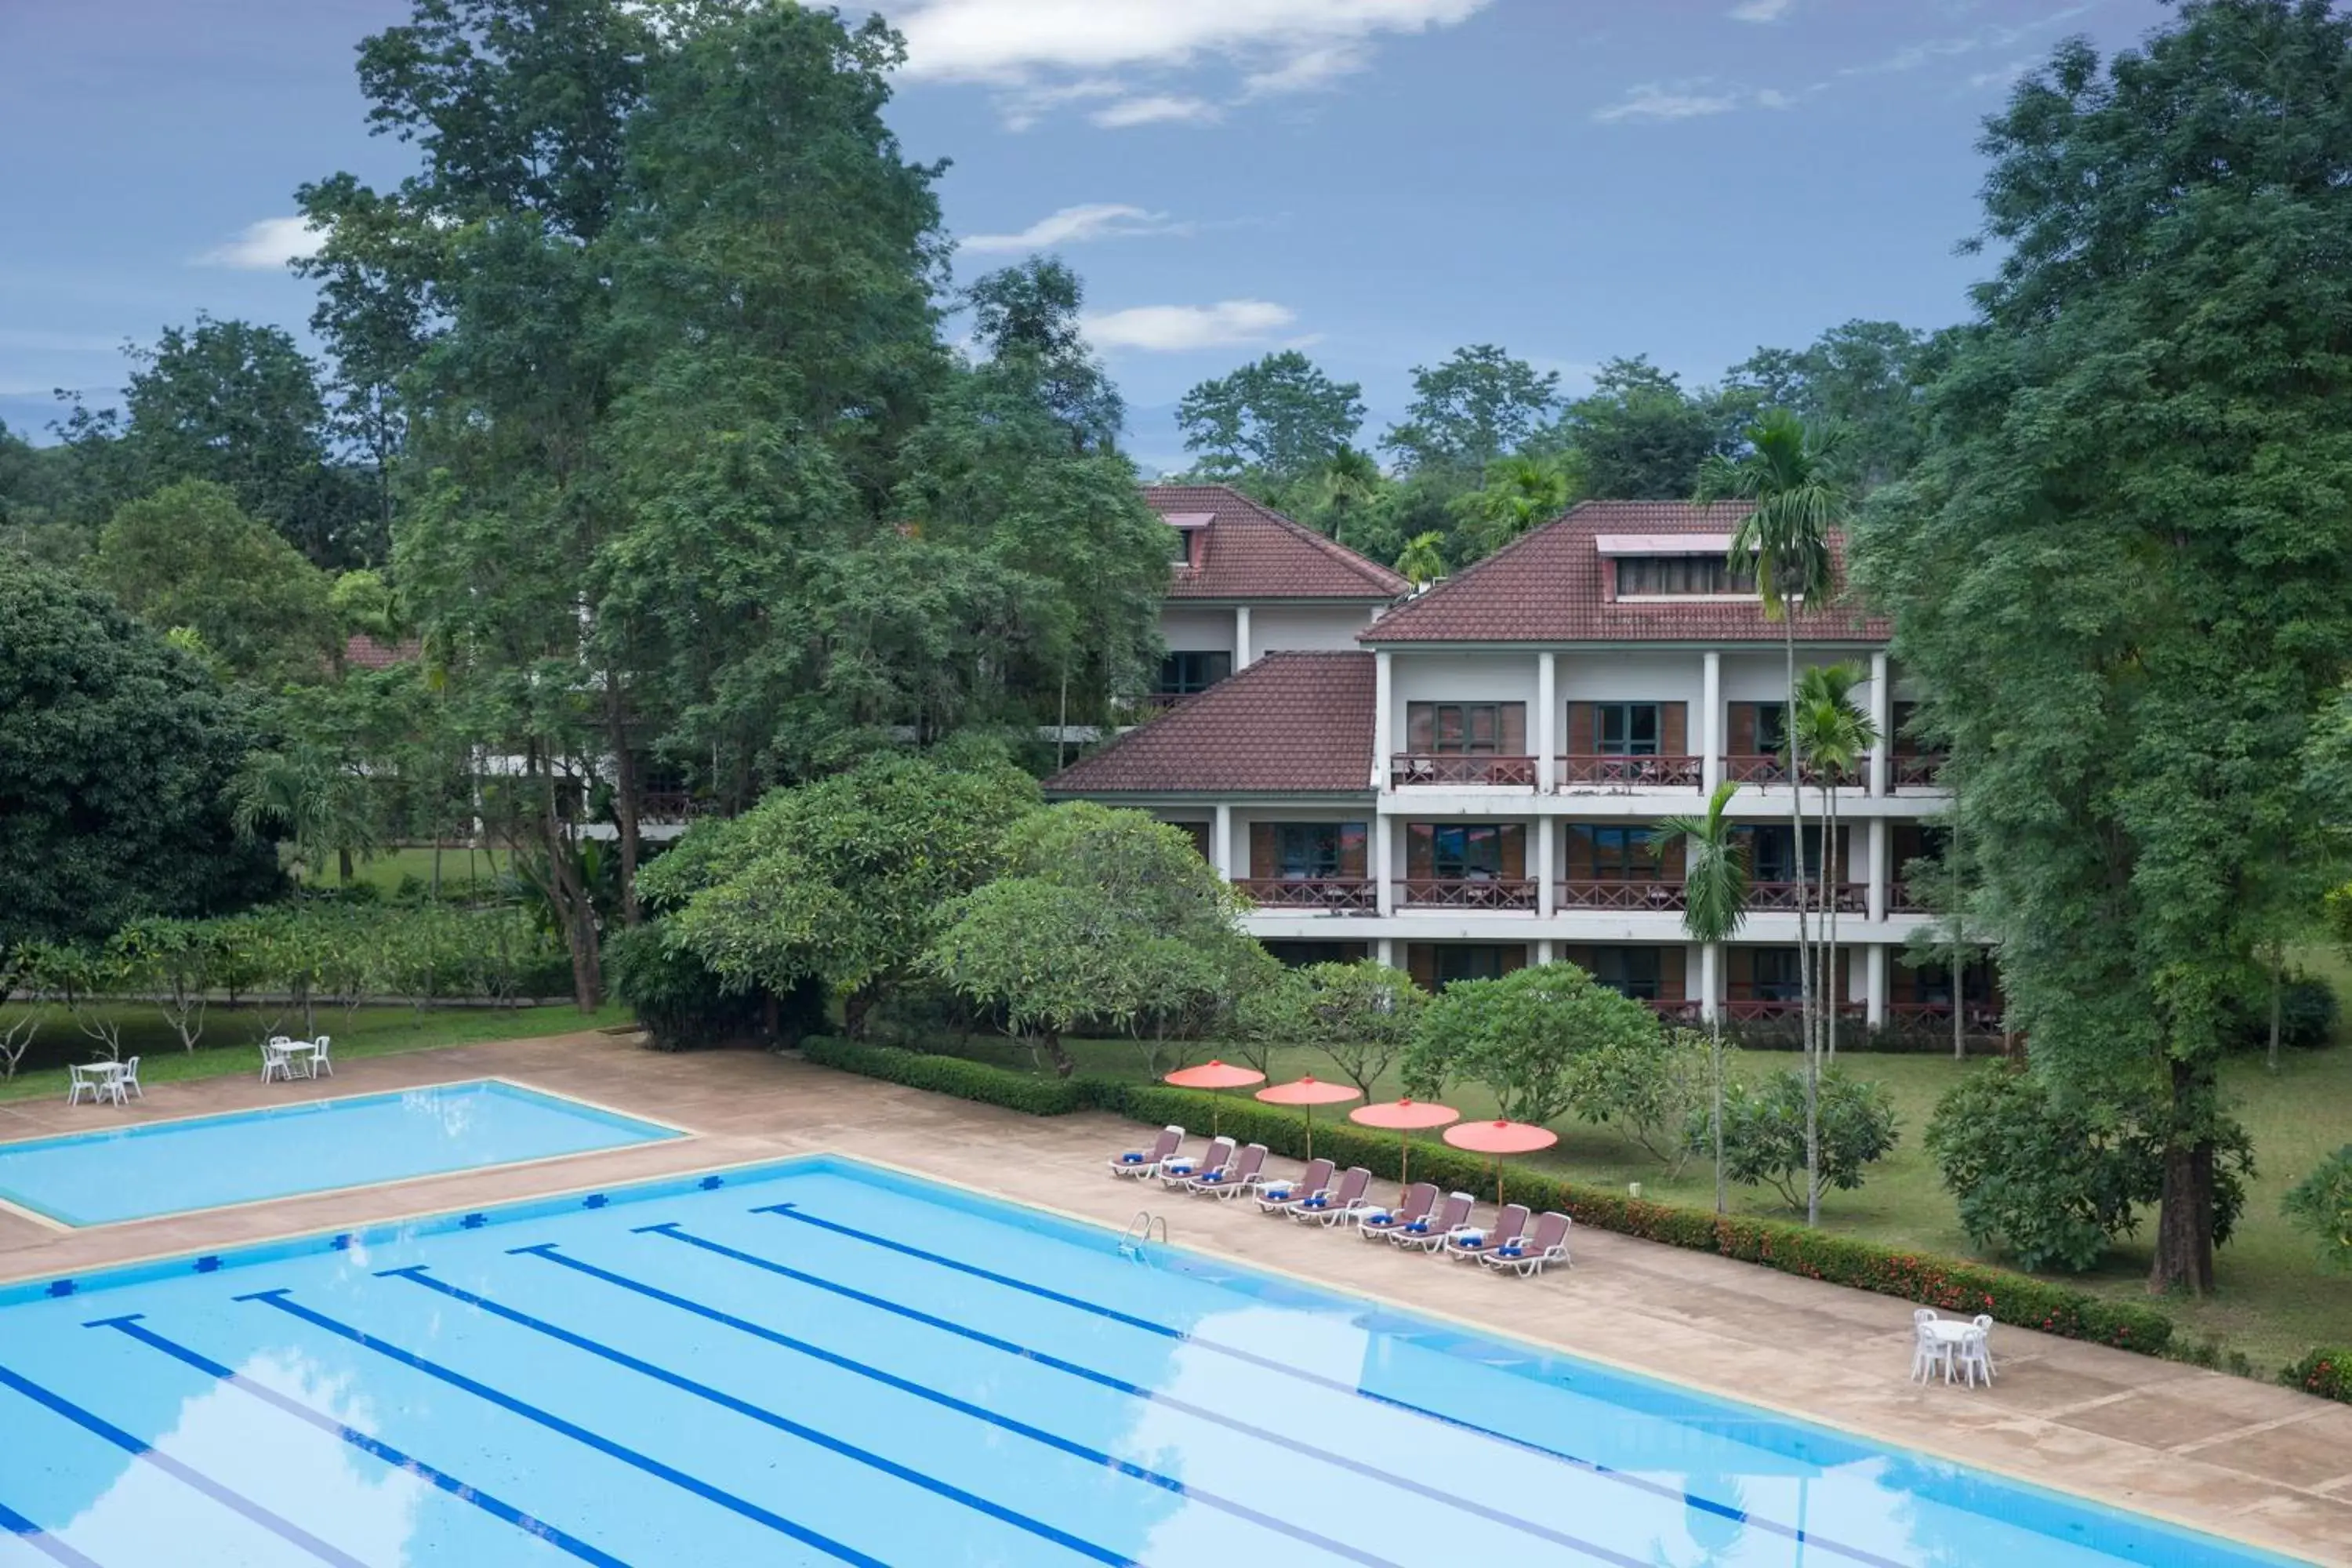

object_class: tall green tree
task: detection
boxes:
[1698,407,1848,1224]
[0,564,279,960]
[1382,344,1560,479]
[1562,357,1730,499]
[1653,780,1751,1213]
[1855,0,2352,1293]
[1727,321,1934,494]
[1450,452,1581,560]
[1175,350,1366,490]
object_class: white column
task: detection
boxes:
[1700,651,1722,795]
[1234,606,1254,670]
[1374,817,1395,915]
[1866,943,1887,1027]
[1212,804,1232,880]
[1867,816,1889,923]
[1536,652,1558,792]
[1535,939,1555,965]
[1700,941,1722,1023]
[1537,816,1555,917]
[1868,649,1891,796]
[1376,937,1397,969]
[1372,650,1394,789]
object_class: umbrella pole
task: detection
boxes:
[1304,1104,1314,1163]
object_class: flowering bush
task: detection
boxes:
[2281,1347,2352,1403]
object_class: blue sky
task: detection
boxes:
[0,0,2173,472]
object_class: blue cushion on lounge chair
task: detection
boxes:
[1301,1196,1327,1208]
[1497,1246,1524,1258]
[1405,1221,1430,1233]
[1119,1152,1145,1163]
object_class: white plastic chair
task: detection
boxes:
[1910,1309,1951,1384]
[261,1038,296,1083]
[308,1035,333,1077]
[67,1063,112,1105]
[1964,1316,1996,1381]
[118,1056,143,1102]
[1955,1327,1994,1388]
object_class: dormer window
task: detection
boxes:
[1595,532,1756,600]
[1159,510,1213,568]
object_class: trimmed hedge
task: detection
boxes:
[798,1037,2178,1356]
[2282,1347,2352,1403]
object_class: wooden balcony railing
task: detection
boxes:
[1388,754,1540,787]
[1886,1000,2005,1032]
[1889,879,1933,914]
[1393,877,1539,911]
[637,790,707,823]
[1891,753,1948,788]
[1643,998,1704,1023]
[1721,755,1864,788]
[1555,880,1686,912]
[1236,877,1377,913]
[1748,881,1867,915]
[1722,997,1868,1020]
[1556,754,1704,789]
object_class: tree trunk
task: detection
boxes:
[535,753,602,1012]
[1784,622,1820,1226]
[1042,1027,1074,1079]
[1823,785,1840,1064]
[2148,1056,2219,1295]
[1711,1014,1726,1216]
[339,847,355,884]
[1951,811,1966,1062]
[604,673,643,928]
[843,986,873,1040]
[431,840,443,902]
[2267,943,2282,1073]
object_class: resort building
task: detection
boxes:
[1053,489,1982,1029]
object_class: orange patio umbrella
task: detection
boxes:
[1443,1118,1559,1209]
[1163,1058,1266,1135]
[1348,1097,1460,1189]
[1253,1076,1361,1161]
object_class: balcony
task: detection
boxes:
[1886,1000,2005,1032]
[1748,881,1867,915]
[1722,996,1868,1021]
[1393,877,1539,911]
[1556,754,1703,790]
[1237,877,1377,913]
[1721,755,1865,789]
[1891,753,1948,789]
[1889,878,1934,914]
[1389,754,1539,788]
[1555,880,1686,913]
[637,789,708,824]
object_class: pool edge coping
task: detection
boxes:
[0,1076,698,1231]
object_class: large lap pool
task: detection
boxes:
[0,1156,2305,1566]
[0,1080,681,1227]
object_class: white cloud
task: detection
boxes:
[1092,93,1220,127]
[1755,86,1792,109]
[194,216,323,270]
[1592,81,1745,123]
[1729,0,1791,20]
[1243,42,1370,96]
[1082,299,1295,352]
[963,202,1189,254]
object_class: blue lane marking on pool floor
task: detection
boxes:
[86,1313,632,1568]
[622,1223,1658,1568]
[0,1500,103,1568]
[502,1246,1409,1568]
[381,1267,1136,1568]
[234,1289,888,1568]
[751,1200,1895,1568]
[0,1360,366,1567]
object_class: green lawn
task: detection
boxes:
[289,844,517,894]
[0,1000,630,1105]
[931,1023,2352,1370]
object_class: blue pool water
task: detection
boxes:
[0,1081,678,1226]
[0,1156,2307,1566]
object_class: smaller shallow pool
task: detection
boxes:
[0,1080,681,1227]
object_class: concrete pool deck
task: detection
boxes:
[2,1028,2346,1565]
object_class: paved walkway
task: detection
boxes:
[2,1029,2347,1565]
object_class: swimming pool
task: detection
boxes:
[0,1080,681,1227]
[0,1156,2307,1566]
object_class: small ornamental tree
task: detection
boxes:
[1926,1067,2166,1273]
[1691,1068,1900,1213]
[112,918,220,1051]
[2283,1146,2352,1275]
[926,803,1272,1076]
[1573,1025,1716,1174]
[1240,959,1427,1101]
[1402,961,1660,1127]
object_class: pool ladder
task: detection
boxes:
[1119,1210,1167,1261]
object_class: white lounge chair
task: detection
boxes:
[1444,1203,1529,1262]
[1482,1211,1573,1276]
[1161,1135,1234,1190]
[1358,1181,1439,1240]
[1391,1191,1475,1251]
[1254,1158,1334,1214]
[1186,1142,1266,1198]
[1292,1166,1373,1225]
[1112,1126,1185,1179]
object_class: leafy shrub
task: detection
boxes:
[2281,1347,2352,1403]
[2222,975,2338,1054]
[1571,1025,1713,1173]
[1687,1069,1900,1210]
[1926,1068,2161,1272]
[791,1042,2178,1356]
[2282,1145,2352,1273]
[607,920,767,1051]
[1403,961,1660,1124]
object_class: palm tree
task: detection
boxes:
[1395,531,1448,588]
[1653,781,1750,1214]
[1697,408,1849,1225]
[228,742,379,885]
[1456,454,1576,557]
[1791,662,1877,1071]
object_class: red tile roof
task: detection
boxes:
[1362,500,1889,644]
[343,633,421,670]
[1047,652,1374,794]
[1145,484,1408,601]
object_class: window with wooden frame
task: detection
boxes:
[1405,822,1526,880]
[1157,650,1232,695]
[1563,825,1668,880]
[1733,823,1839,884]
[1726,701,1788,757]
[1249,822,1368,880]
[1611,554,1758,596]
[1564,702,1687,757]
[1404,701,1526,756]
